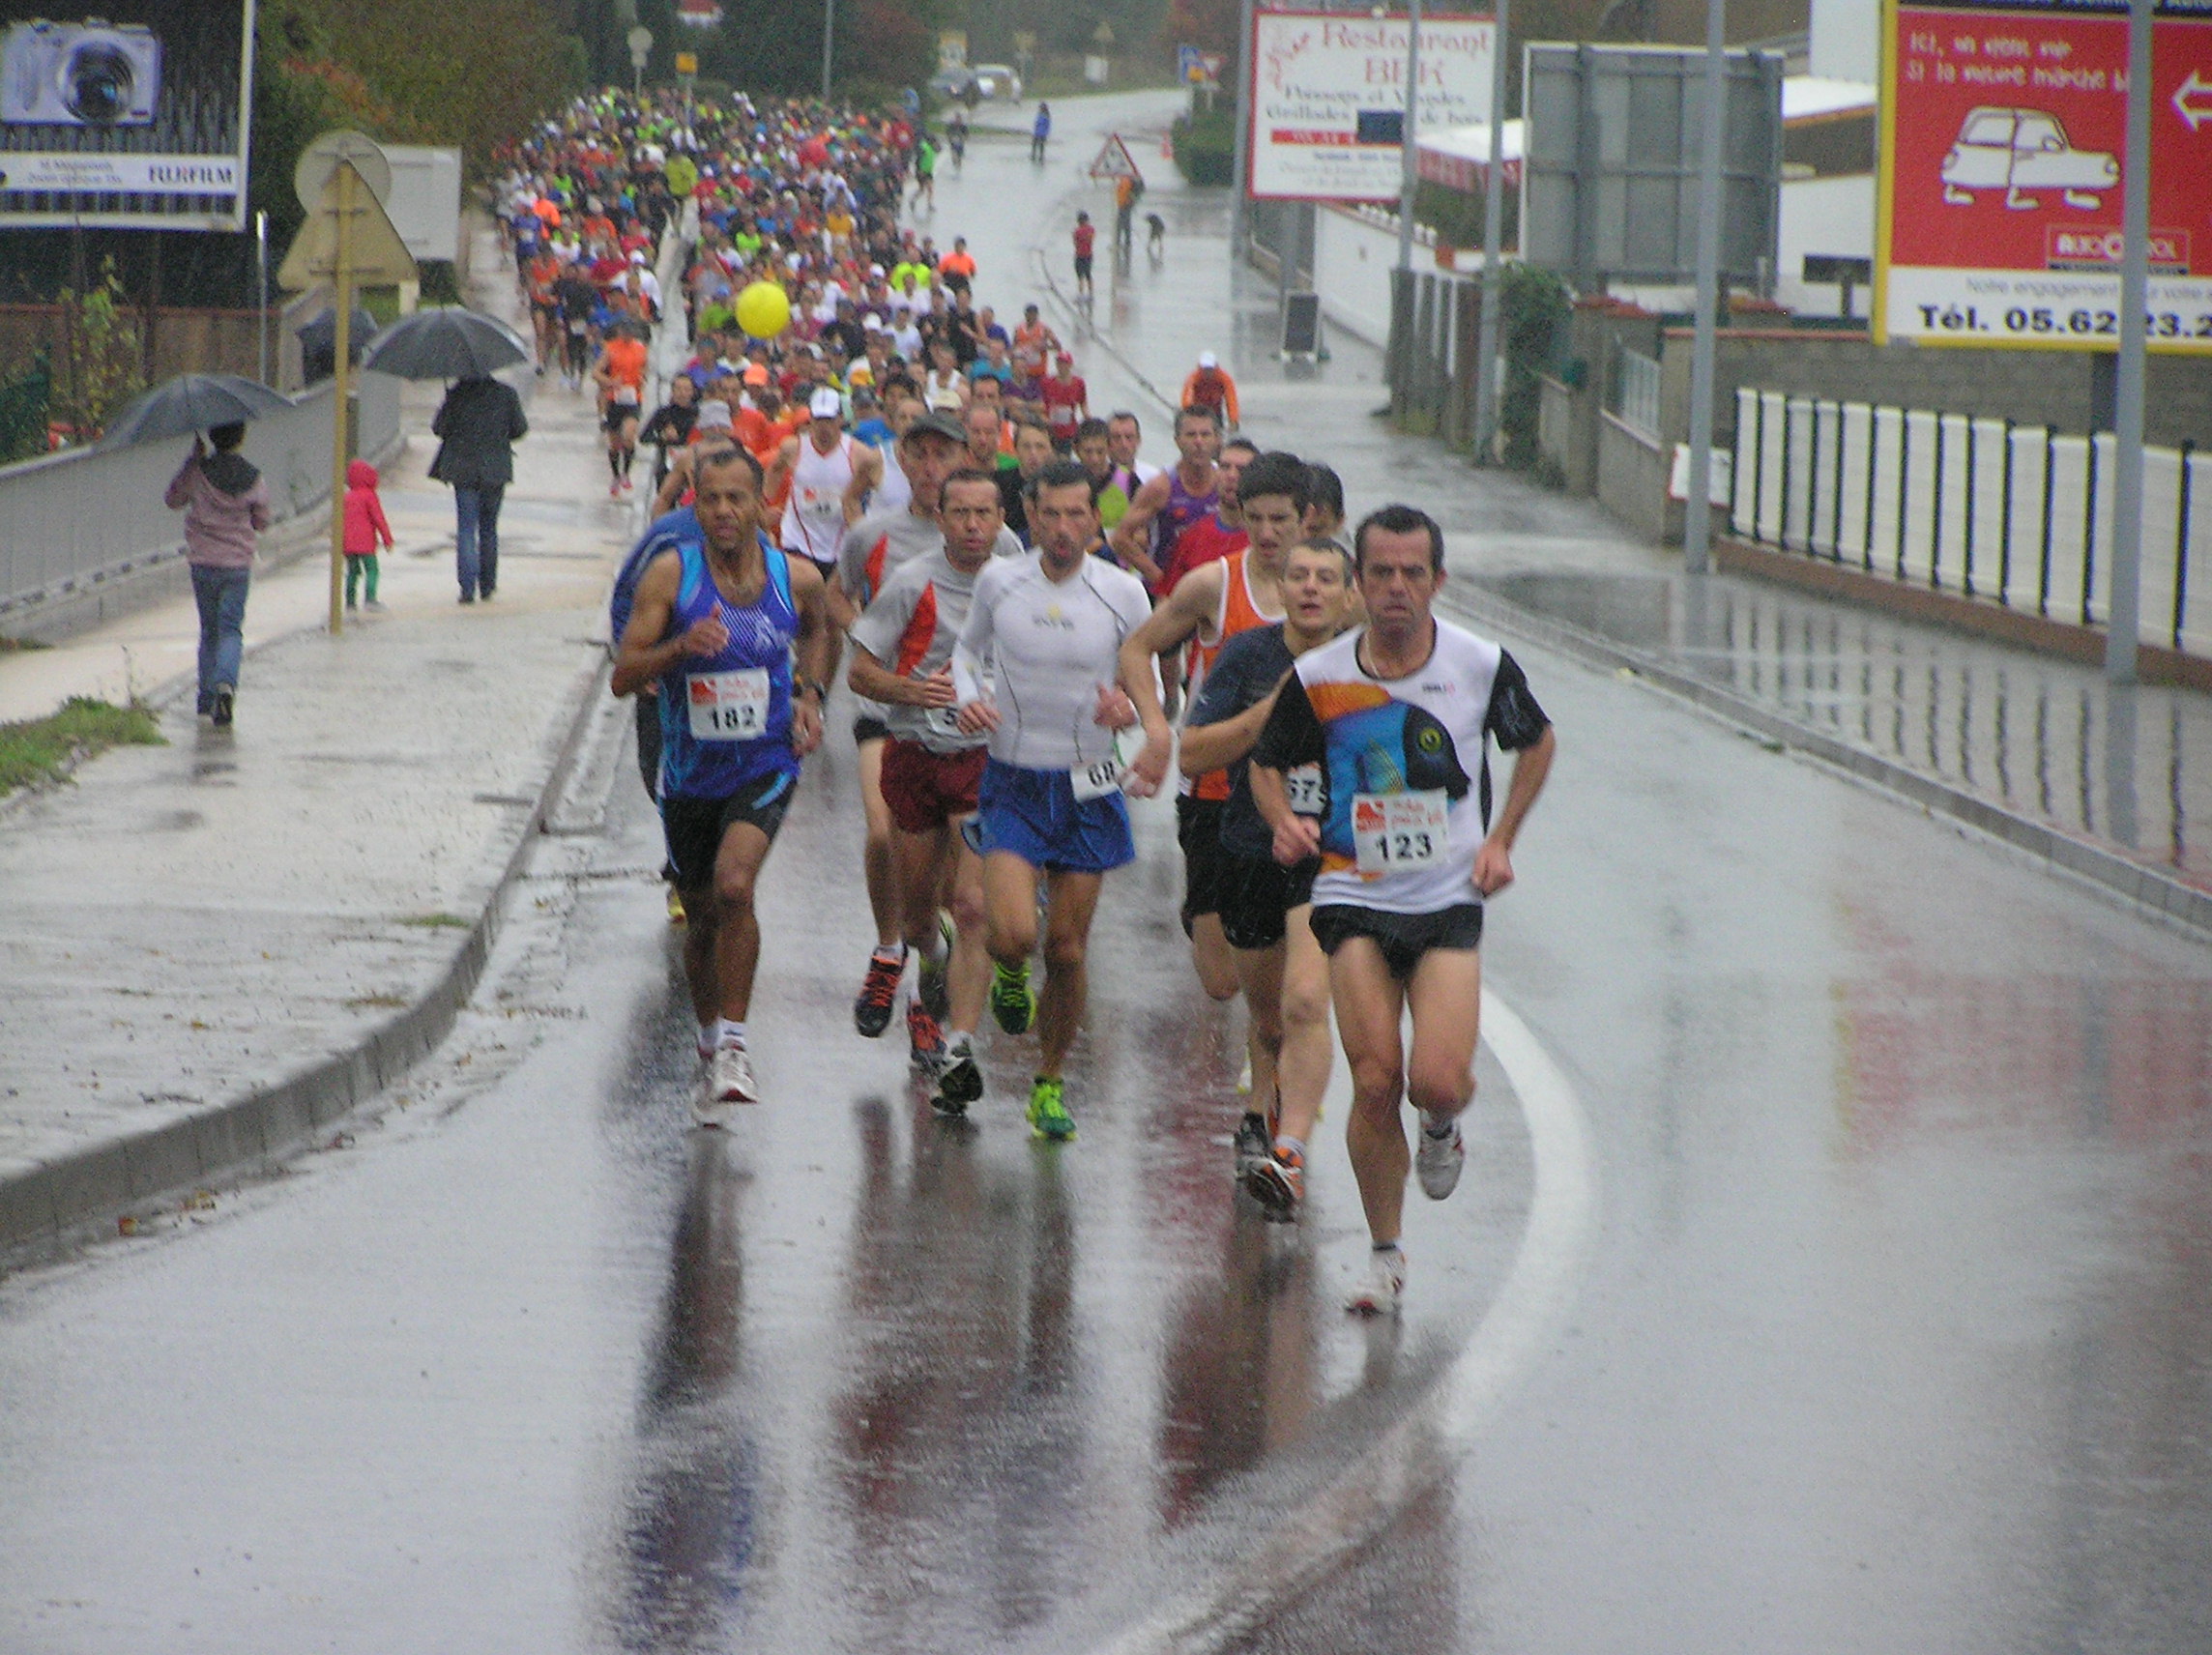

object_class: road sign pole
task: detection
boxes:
[821,0,834,100]
[1682,0,1728,575]
[1470,0,1509,464]
[1230,0,1254,264]
[1396,0,1423,274]
[328,161,355,637]
[2105,0,2154,685]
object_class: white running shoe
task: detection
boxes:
[691,1044,758,1127]
[1237,1052,1253,1094]
[1346,1247,1407,1316]
[1415,1113,1465,1201]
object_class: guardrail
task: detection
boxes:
[1729,388,2209,657]
[0,371,400,632]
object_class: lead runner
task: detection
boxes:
[1249,505,1555,1313]
[612,445,834,1121]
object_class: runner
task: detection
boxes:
[1039,351,1088,453]
[843,467,1007,1112]
[1177,537,1359,1220]
[1182,350,1239,430]
[1071,211,1095,301]
[1156,436,1255,595]
[1105,410,1159,486]
[778,388,860,576]
[593,321,649,496]
[949,461,1151,1140]
[833,411,1022,1038]
[1109,405,1221,589]
[841,389,918,519]
[610,446,835,1122]
[1248,505,1557,1313]
[1119,450,1303,1010]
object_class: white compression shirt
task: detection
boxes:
[952,551,1153,771]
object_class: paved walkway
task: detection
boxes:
[940,92,2212,924]
[0,224,653,1254]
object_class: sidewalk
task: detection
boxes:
[0,223,650,1256]
[986,95,2212,934]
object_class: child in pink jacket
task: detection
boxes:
[343,458,394,611]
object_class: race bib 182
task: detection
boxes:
[688,668,771,740]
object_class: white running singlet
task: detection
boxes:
[780,434,856,566]
[952,551,1153,772]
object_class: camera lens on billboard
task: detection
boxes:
[65,42,135,124]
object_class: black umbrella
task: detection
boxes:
[98,373,294,450]
[361,307,532,380]
[297,305,381,363]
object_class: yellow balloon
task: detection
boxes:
[735,280,792,339]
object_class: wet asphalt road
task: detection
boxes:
[4,93,2211,1654]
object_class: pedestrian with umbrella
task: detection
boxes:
[364,309,534,604]
[103,372,293,729]
[165,422,269,727]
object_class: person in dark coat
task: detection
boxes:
[428,374,529,602]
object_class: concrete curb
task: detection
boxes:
[0,639,614,1263]
[1441,582,2212,940]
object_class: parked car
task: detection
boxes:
[972,63,1023,102]
[1940,106,2116,211]
[927,66,979,105]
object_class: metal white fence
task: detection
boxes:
[1609,345,1663,441]
[1730,388,2210,656]
[0,371,401,628]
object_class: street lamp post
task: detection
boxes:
[822,0,834,100]
[1395,0,1422,274]
[1681,0,1727,576]
[1470,0,1509,463]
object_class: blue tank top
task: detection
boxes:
[655,532,800,801]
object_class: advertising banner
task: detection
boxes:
[0,0,253,230]
[1877,0,2212,352]
[1248,9,1495,202]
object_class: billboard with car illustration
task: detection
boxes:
[1877,0,2212,352]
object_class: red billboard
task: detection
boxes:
[1877,0,2212,352]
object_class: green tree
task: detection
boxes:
[50,258,144,442]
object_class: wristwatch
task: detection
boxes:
[797,679,828,702]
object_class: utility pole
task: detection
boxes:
[1229,0,1255,264]
[2104,0,2154,684]
[1681,0,1727,575]
[1470,0,1509,463]
[1395,0,1423,273]
[254,210,269,387]
[325,163,357,636]
[822,0,835,100]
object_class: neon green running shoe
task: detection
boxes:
[1026,1075,1075,1142]
[991,959,1035,1034]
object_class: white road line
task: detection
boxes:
[1087,986,1598,1655]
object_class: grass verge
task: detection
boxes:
[0,696,164,797]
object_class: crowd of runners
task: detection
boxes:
[509,89,1557,1317]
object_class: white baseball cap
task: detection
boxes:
[1197,350,1219,368]
[809,387,844,420]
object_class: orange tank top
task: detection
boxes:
[1184,549,1279,802]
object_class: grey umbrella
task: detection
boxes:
[98,373,295,450]
[297,304,381,363]
[361,307,532,380]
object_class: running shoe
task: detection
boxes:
[1346,1247,1407,1316]
[1237,1052,1253,1094]
[915,913,953,1019]
[854,948,904,1037]
[1415,1114,1466,1201]
[212,685,234,728]
[694,1045,758,1124]
[665,885,685,926]
[1026,1075,1075,1142]
[1232,1111,1271,1179]
[933,1033,984,1116]
[1242,1146,1304,1223]
[907,999,948,1077]
[990,960,1035,1034]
